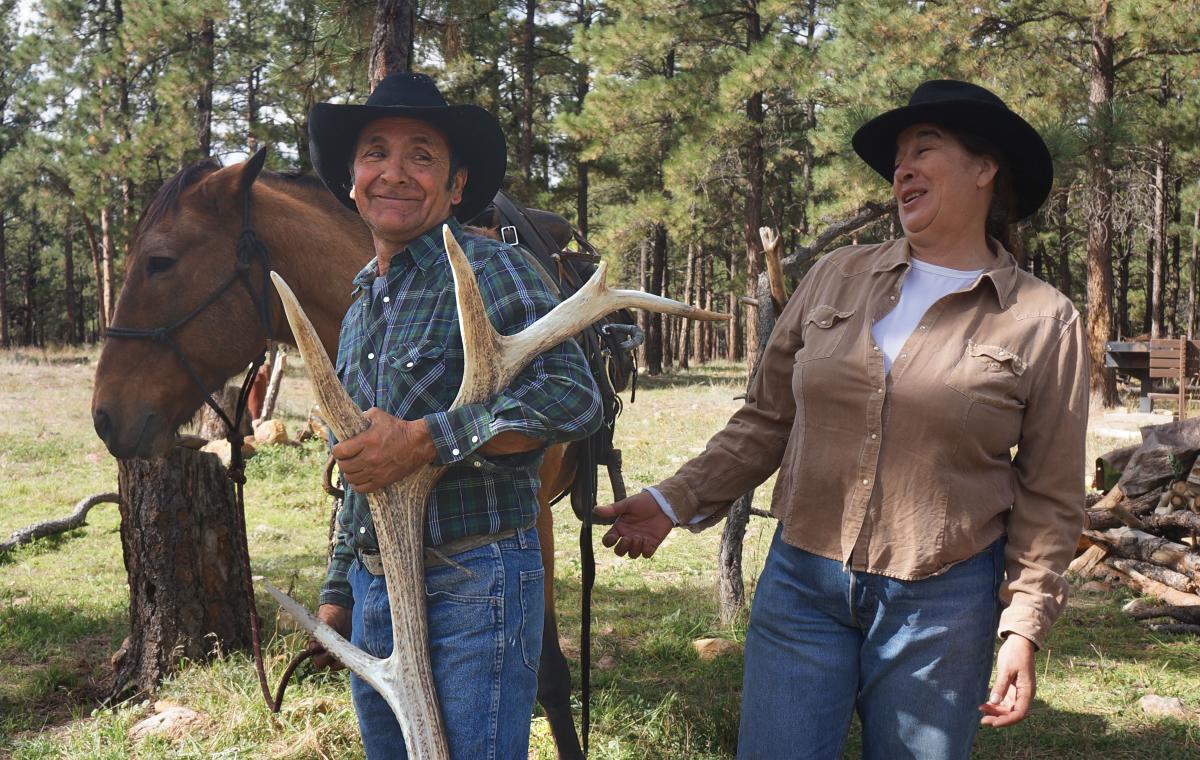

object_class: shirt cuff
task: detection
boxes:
[998,603,1052,651]
[424,404,495,465]
[645,486,707,526]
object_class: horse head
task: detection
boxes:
[93,149,283,459]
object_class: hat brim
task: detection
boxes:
[851,101,1053,220]
[309,102,507,222]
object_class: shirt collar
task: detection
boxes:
[351,216,462,293]
[870,236,1018,309]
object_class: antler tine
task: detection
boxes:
[441,226,505,410]
[270,271,450,760]
[270,273,369,442]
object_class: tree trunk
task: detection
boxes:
[1189,207,1199,338]
[1086,1,1118,405]
[1151,140,1167,337]
[64,231,78,344]
[112,447,252,698]
[681,243,698,369]
[368,0,416,91]
[99,205,116,335]
[1057,189,1072,297]
[1169,175,1182,335]
[195,17,215,159]
[519,0,536,187]
[574,1,591,236]
[646,223,667,375]
[637,238,649,369]
[194,384,254,442]
[743,2,764,376]
[726,248,740,361]
[23,208,37,346]
[0,211,8,348]
[1117,227,1131,339]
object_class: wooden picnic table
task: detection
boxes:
[1105,339,1200,413]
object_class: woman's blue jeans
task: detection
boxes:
[347,525,544,760]
[738,526,1004,760]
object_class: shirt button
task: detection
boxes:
[862,479,869,485]
[900,353,907,359]
[473,460,482,468]
[382,296,390,303]
[872,345,879,351]
[359,526,366,534]
[451,448,460,456]
[890,295,896,301]
[405,361,415,368]
[470,435,479,443]
[919,325,927,330]
[876,387,883,393]
[870,433,878,440]
[367,352,375,360]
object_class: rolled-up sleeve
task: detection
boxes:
[999,313,1089,648]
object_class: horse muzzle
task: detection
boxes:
[93,406,170,460]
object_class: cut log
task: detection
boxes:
[1123,601,1200,625]
[1142,511,1200,533]
[1068,544,1110,576]
[1086,527,1200,580]
[192,383,253,442]
[1104,559,1200,609]
[1107,558,1196,593]
[0,493,120,554]
[1086,487,1162,530]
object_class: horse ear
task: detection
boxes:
[240,146,269,194]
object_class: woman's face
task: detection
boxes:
[892,123,997,245]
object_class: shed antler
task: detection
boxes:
[266,225,728,759]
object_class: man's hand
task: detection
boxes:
[594,491,674,559]
[308,604,352,671]
[332,408,437,493]
[979,633,1037,727]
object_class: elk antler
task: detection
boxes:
[759,226,789,309]
[266,225,729,759]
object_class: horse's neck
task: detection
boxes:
[258,187,374,357]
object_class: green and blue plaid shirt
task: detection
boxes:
[319,218,602,608]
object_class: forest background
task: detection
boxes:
[1,0,1200,402]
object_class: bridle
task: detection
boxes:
[105,177,304,711]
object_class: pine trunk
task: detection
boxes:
[519,0,536,187]
[1086,2,1118,405]
[368,0,416,90]
[646,223,667,375]
[195,18,215,159]
[99,206,116,334]
[1057,190,1072,297]
[112,447,252,698]
[64,233,78,344]
[1189,208,1199,338]
[743,4,764,376]
[0,212,8,348]
[1151,141,1167,337]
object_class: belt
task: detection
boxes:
[357,528,518,575]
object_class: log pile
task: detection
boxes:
[1075,417,1200,635]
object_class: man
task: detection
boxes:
[305,72,603,759]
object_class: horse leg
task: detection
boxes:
[535,444,584,760]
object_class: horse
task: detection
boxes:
[92,151,586,759]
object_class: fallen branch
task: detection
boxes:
[0,493,121,554]
[1107,558,1196,594]
[1123,601,1200,625]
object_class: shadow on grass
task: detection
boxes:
[0,529,93,567]
[635,369,745,391]
[0,600,127,736]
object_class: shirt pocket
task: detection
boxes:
[385,340,448,414]
[794,304,856,363]
[944,340,1028,409]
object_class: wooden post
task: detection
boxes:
[112,447,252,698]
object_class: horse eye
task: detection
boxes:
[147,256,176,275]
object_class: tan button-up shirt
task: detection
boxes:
[657,238,1088,648]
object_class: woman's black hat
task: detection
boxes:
[852,80,1053,220]
[309,73,506,221]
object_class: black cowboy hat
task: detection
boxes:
[852,80,1053,220]
[309,72,506,222]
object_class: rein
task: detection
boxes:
[106,184,302,713]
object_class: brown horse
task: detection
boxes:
[92,153,585,759]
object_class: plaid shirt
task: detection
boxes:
[319,218,602,608]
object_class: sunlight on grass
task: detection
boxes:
[2,350,1198,758]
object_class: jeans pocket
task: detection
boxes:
[518,567,545,673]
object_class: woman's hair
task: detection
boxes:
[946,128,1016,250]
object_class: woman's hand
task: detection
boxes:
[979,633,1036,727]
[594,491,673,559]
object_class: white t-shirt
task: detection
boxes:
[871,258,983,373]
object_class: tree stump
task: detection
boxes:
[112,446,252,699]
[193,383,254,442]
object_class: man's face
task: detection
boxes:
[350,117,467,253]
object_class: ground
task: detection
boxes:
[0,347,1198,758]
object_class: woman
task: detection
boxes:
[596,80,1088,759]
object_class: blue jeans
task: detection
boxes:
[347,526,544,760]
[738,526,1004,760]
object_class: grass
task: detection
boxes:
[1,347,1198,758]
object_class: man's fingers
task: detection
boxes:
[332,435,366,461]
[594,502,622,520]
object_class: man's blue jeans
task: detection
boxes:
[347,526,544,759]
[738,526,1004,760]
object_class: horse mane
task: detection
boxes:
[134,160,222,238]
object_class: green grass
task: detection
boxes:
[1,348,1198,758]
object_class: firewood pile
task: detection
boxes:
[1075,417,1200,635]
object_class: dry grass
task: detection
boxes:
[1,347,1197,758]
